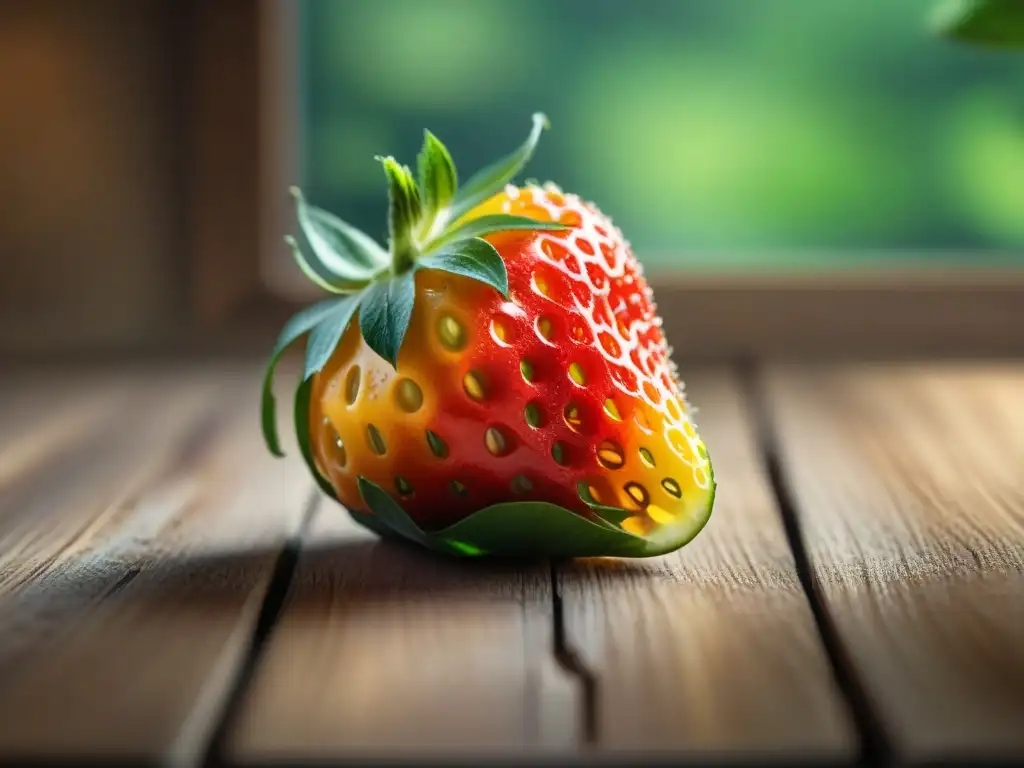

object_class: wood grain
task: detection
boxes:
[0,373,123,490]
[0,362,313,763]
[766,363,1024,759]
[229,501,579,759]
[558,369,855,754]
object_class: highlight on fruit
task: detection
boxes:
[261,113,716,559]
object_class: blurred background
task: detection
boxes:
[1,0,1022,359]
[299,0,1024,266]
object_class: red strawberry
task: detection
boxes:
[262,114,714,557]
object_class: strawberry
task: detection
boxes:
[262,114,715,558]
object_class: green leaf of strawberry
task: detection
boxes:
[431,213,569,251]
[577,481,633,528]
[290,188,386,292]
[436,501,651,558]
[294,377,339,500]
[303,294,362,381]
[355,476,716,559]
[417,130,458,235]
[379,156,422,272]
[261,296,349,456]
[356,477,455,554]
[448,112,550,221]
[418,238,509,299]
[358,272,417,368]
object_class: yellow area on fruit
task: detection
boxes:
[310,183,713,538]
[310,267,499,516]
[581,397,709,538]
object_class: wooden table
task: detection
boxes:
[1,358,1021,765]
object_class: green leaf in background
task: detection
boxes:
[358,272,417,367]
[302,294,363,380]
[261,297,347,457]
[448,112,551,221]
[416,130,458,232]
[291,188,386,289]
[931,0,1024,49]
[417,237,509,298]
[432,213,570,250]
[294,378,339,500]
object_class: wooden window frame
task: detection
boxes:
[188,0,1024,363]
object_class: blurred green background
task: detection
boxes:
[299,0,1024,271]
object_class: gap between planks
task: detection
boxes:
[545,361,901,759]
[203,490,320,765]
[225,365,859,760]
[212,511,597,764]
[224,501,583,761]
[739,360,892,763]
[0,362,316,764]
[0,361,880,761]
[224,365,863,760]
[757,362,1024,761]
[550,367,856,757]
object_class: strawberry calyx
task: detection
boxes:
[262,113,567,458]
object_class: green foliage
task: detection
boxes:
[416,131,458,233]
[932,0,1024,49]
[302,0,1024,260]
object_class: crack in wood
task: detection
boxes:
[737,359,892,765]
[202,490,320,765]
[549,561,598,747]
[100,566,142,601]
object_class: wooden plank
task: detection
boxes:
[229,503,579,758]
[0,364,208,498]
[558,369,856,754]
[765,363,1024,759]
[0,372,124,489]
[0,362,313,763]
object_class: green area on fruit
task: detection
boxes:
[353,475,716,560]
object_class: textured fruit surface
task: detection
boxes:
[310,183,713,538]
